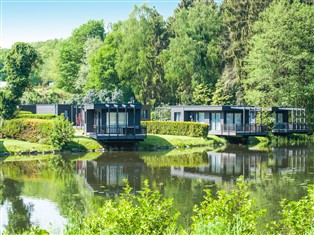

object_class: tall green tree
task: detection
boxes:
[212,0,272,105]
[161,0,221,104]
[243,1,314,113]
[57,20,104,93]
[116,5,169,105]
[31,39,62,86]
[0,43,40,120]
[75,37,103,92]
[87,23,123,92]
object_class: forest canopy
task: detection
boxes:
[0,0,313,121]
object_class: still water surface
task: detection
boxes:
[0,143,313,234]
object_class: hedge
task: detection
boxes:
[0,118,53,144]
[141,121,209,138]
[16,113,56,120]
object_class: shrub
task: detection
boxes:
[66,180,180,235]
[48,114,74,150]
[191,177,265,235]
[273,185,314,235]
[142,121,208,138]
[0,118,52,143]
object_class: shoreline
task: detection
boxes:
[1,134,312,157]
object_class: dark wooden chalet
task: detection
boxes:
[270,107,312,135]
[170,105,268,137]
[83,103,147,142]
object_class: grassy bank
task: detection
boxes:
[0,136,103,154]
[138,134,226,149]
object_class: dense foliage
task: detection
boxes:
[0,0,312,122]
[0,43,40,120]
[142,121,209,138]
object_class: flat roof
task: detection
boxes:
[169,105,263,111]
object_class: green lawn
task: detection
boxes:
[0,139,55,153]
[0,136,103,153]
[138,134,226,149]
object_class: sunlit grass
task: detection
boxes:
[138,134,226,149]
[0,138,55,153]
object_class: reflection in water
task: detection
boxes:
[76,153,146,196]
[0,178,33,234]
[0,144,313,232]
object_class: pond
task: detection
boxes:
[0,143,313,234]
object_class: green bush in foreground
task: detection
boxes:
[191,177,265,235]
[142,121,209,138]
[66,180,180,235]
[270,185,314,235]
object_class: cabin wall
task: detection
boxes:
[86,110,94,133]
[36,105,57,115]
[19,105,36,114]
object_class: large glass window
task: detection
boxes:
[198,112,205,123]
[174,112,181,121]
[226,113,234,124]
[106,112,128,127]
[210,113,221,131]
[235,113,242,125]
[277,113,283,123]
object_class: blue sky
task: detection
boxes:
[0,0,221,49]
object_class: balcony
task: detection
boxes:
[272,122,312,135]
[210,124,268,137]
[90,125,147,141]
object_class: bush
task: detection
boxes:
[142,121,208,138]
[273,185,314,235]
[0,118,52,143]
[66,180,180,235]
[191,177,265,235]
[48,114,74,150]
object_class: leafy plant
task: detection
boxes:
[49,114,74,150]
[272,185,314,235]
[191,177,265,235]
[66,180,180,235]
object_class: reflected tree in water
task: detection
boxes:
[0,178,33,234]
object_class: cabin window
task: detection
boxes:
[64,110,69,118]
[174,112,181,121]
[235,113,242,125]
[226,113,233,124]
[142,110,149,119]
[210,113,221,131]
[198,112,205,123]
[106,112,128,127]
[277,113,283,123]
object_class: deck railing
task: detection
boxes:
[273,122,311,131]
[221,124,268,135]
[92,125,147,136]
